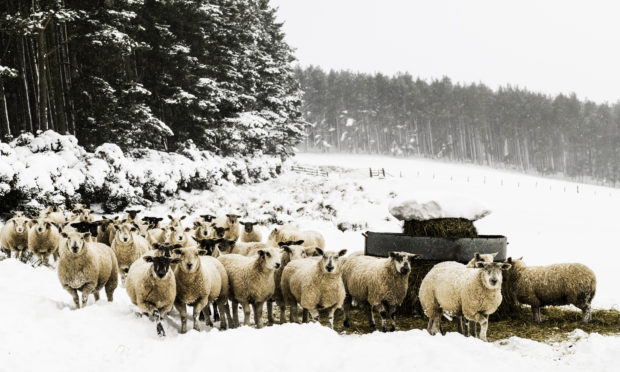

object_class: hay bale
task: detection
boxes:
[398,260,441,315]
[403,218,478,238]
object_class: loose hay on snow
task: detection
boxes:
[403,218,478,238]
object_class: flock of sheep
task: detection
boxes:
[0,205,597,341]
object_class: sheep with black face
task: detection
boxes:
[126,254,180,336]
[341,251,421,332]
[280,248,347,328]
[240,221,262,243]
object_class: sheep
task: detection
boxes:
[149,242,182,258]
[208,224,229,239]
[192,238,224,257]
[341,251,421,332]
[218,248,282,328]
[173,246,231,332]
[69,208,94,223]
[267,242,307,325]
[123,209,141,222]
[57,232,119,308]
[111,222,150,281]
[167,226,194,247]
[280,248,347,328]
[268,225,325,255]
[230,241,270,256]
[27,219,61,265]
[147,226,171,245]
[0,215,31,259]
[126,254,180,336]
[39,205,67,226]
[216,239,236,255]
[503,257,596,323]
[192,220,212,241]
[167,215,187,228]
[142,216,164,229]
[212,214,240,242]
[70,221,102,242]
[419,261,511,341]
[200,214,216,223]
[96,217,116,245]
[240,221,262,243]
[466,252,498,268]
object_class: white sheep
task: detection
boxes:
[230,241,270,256]
[167,226,194,247]
[341,251,421,332]
[0,215,31,259]
[268,242,307,325]
[280,248,347,328]
[27,219,61,265]
[39,205,67,226]
[173,246,231,332]
[126,254,180,336]
[239,221,262,243]
[217,248,281,328]
[111,222,150,281]
[503,257,597,323]
[419,261,511,341]
[268,225,325,255]
[57,232,119,308]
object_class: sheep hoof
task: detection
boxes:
[343,319,350,328]
[156,323,166,337]
[368,322,376,330]
[389,325,396,332]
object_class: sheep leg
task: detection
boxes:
[193,299,210,331]
[212,303,220,322]
[427,314,441,335]
[277,300,286,324]
[532,307,542,323]
[308,308,320,323]
[326,306,337,329]
[385,302,397,332]
[241,302,252,326]
[175,301,188,334]
[302,309,309,323]
[367,303,380,330]
[379,303,389,332]
[343,295,352,328]
[231,300,240,328]
[94,292,100,302]
[80,282,96,308]
[267,301,274,326]
[290,302,299,323]
[63,284,80,309]
[252,301,265,329]
[467,320,477,337]
[217,301,228,330]
[478,316,489,342]
[582,305,592,323]
[154,309,165,337]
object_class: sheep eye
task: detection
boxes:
[266,252,271,257]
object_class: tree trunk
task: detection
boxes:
[37,26,49,131]
[0,84,10,140]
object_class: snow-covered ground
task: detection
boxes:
[1,152,620,371]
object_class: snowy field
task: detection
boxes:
[1,152,620,371]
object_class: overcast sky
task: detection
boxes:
[271,0,620,104]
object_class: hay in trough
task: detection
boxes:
[403,218,478,239]
[398,260,442,316]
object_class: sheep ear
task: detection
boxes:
[315,248,324,256]
[338,249,347,257]
[184,227,191,232]
[180,216,187,221]
[295,240,304,245]
[168,215,174,220]
[153,243,161,250]
[278,242,287,247]
[506,257,513,263]
[197,249,209,256]
[193,221,202,228]
[114,225,120,231]
[389,251,397,259]
[83,232,91,239]
[501,263,512,270]
[517,256,523,261]
[408,254,421,262]
[61,232,69,239]
[281,246,292,253]
[144,256,153,263]
[475,262,486,268]
[474,252,481,260]
[45,222,51,228]
[172,244,183,249]
[491,252,498,258]
[257,249,265,257]
[130,226,138,232]
[224,228,229,232]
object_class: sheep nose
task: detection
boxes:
[401,267,410,274]
[326,265,334,272]
[186,263,193,270]
[275,263,281,269]
[490,279,498,286]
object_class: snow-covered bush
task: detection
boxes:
[0,131,282,213]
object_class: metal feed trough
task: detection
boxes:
[364,232,508,262]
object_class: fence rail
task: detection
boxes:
[290,165,329,177]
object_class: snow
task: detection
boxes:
[0,258,619,372]
[388,193,491,221]
[1,151,620,370]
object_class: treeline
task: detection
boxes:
[296,66,620,184]
[0,0,304,157]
